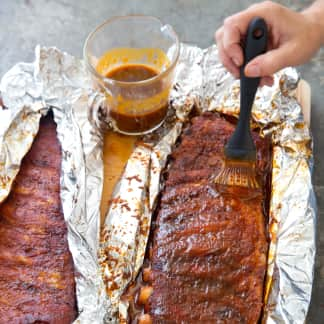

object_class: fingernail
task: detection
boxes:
[245,64,260,77]
[232,57,241,66]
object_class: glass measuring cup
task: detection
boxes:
[84,15,179,135]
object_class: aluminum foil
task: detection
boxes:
[99,144,151,323]
[0,46,109,323]
[100,44,316,324]
[0,43,315,324]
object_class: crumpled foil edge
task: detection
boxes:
[99,144,152,323]
[0,107,42,203]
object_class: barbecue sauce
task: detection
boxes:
[106,64,158,82]
[105,64,168,134]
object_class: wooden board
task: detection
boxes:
[100,80,311,225]
[296,79,311,127]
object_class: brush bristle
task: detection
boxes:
[214,159,260,189]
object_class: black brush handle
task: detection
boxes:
[225,17,268,160]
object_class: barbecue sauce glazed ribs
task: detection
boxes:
[0,115,77,323]
[126,113,271,324]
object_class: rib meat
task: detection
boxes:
[136,113,271,324]
[0,115,77,323]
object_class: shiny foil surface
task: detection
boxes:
[100,44,316,324]
[0,46,109,323]
[0,43,316,324]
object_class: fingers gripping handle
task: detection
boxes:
[241,17,268,105]
[225,17,268,160]
[243,17,268,68]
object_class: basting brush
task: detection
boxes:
[215,17,268,189]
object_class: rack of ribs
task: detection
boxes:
[0,115,77,323]
[129,113,271,323]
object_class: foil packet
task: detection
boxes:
[0,46,109,323]
[0,43,316,324]
[100,45,316,324]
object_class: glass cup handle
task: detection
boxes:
[97,82,120,131]
[87,79,113,131]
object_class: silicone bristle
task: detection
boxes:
[215,159,260,189]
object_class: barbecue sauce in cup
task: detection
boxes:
[94,47,174,135]
[106,64,158,82]
[105,63,169,134]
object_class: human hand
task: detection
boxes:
[215,1,324,86]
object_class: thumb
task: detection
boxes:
[244,44,295,77]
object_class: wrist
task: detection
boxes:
[302,3,324,46]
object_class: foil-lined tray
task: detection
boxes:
[99,45,316,324]
[0,44,316,324]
